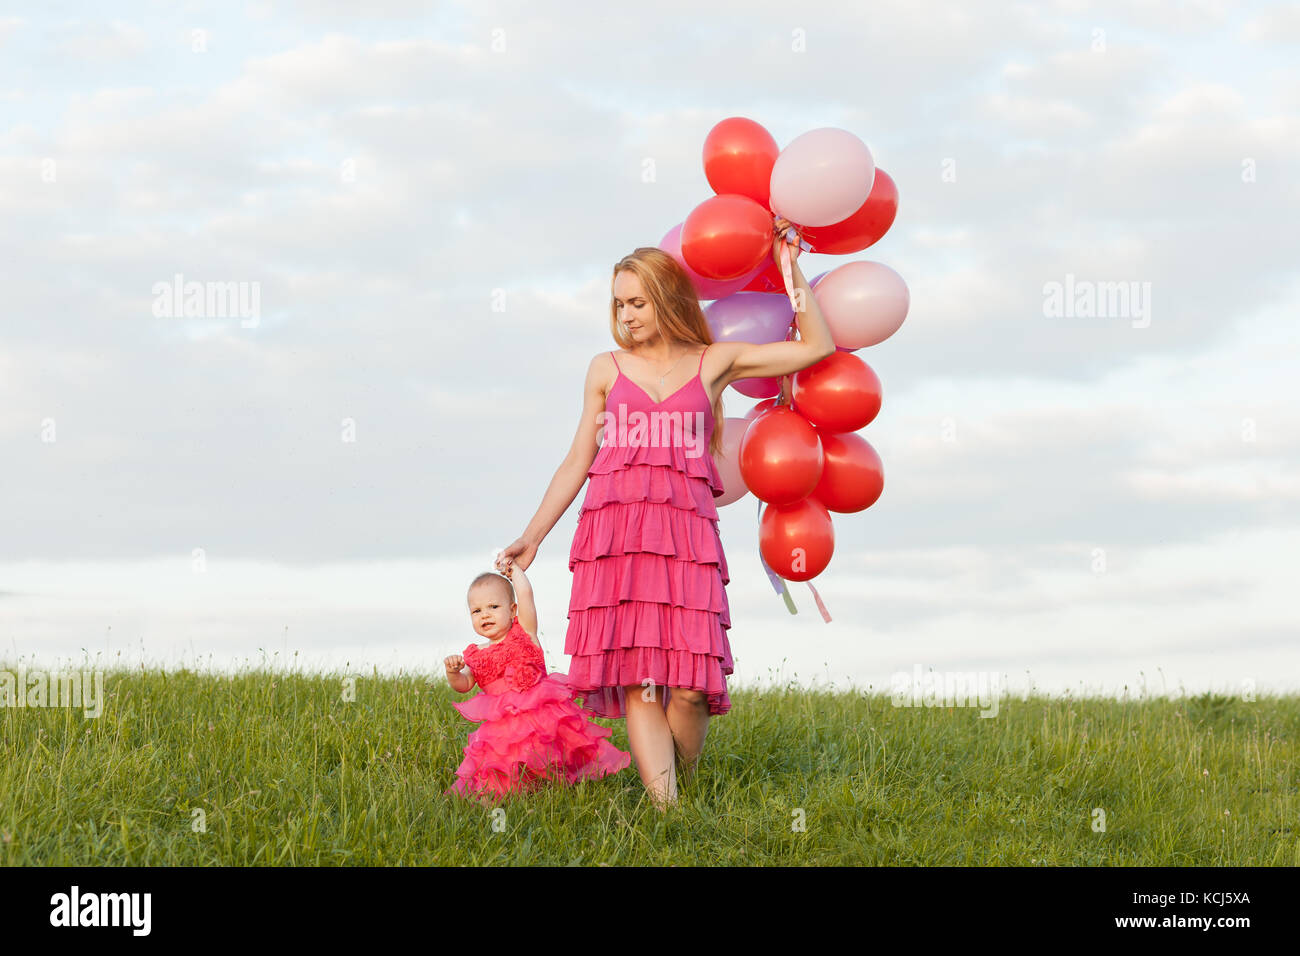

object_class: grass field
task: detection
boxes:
[1,666,1296,865]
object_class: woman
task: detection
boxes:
[499,215,835,809]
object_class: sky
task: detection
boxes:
[1,0,1297,699]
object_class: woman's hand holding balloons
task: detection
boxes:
[771,216,803,270]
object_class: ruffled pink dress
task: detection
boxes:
[565,345,734,719]
[447,616,631,801]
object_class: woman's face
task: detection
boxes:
[613,271,656,343]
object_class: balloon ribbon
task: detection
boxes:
[759,223,831,623]
[778,225,811,311]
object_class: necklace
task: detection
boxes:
[652,349,690,385]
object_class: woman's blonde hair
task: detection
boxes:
[609,247,726,458]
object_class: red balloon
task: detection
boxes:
[739,257,786,293]
[681,194,773,280]
[791,351,882,433]
[810,430,884,513]
[742,257,835,297]
[760,497,834,582]
[802,169,899,256]
[738,406,824,505]
[703,117,780,208]
[744,398,779,420]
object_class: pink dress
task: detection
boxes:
[565,344,734,719]
[447,616,631,801]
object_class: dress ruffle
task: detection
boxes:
[588,435,726,499]
[566,659,732,720]
[447,672,630,802]
[568,549,729,614]
[452,670,576,724]
[579,466,721,520]
[569,500,730,582]
[565,600,732,654]
[566,496,734,720]
[446,621,631,802]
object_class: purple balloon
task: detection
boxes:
[704,292,794,344]
[705,292,794,398]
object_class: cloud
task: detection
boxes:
[50,18,150,62]
[0,0,1295,701]
[0,16,24,47]
[1240,5,1300,45]
[1125,463,1300,502]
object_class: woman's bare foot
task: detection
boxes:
[650,790,678,813]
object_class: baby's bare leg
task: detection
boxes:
[623,684,676,810]
[666,687,710,779]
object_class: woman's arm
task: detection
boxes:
[712,218,836,388]
[500,354,609,571]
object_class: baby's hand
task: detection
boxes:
[495,556,514,579]
[444,654,465,674]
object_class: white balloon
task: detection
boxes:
[770,127,875,226]
[814,261,910,350]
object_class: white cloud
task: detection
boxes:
[1240,5,1300,45]
[1125,464,1300,501]
[0,16,25,47]
[0,2,1296,690]
[51,18,150,61]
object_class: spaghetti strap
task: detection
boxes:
[610,350,621,372]
[697,343,708,374]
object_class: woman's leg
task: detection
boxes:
[665,687,710,779]
[622,684,676,809]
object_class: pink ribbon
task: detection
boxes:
[777,224,811,311]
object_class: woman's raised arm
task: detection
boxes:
[711,221,836,388]
[499,353,610,571]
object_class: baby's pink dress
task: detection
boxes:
[447,615,630,801]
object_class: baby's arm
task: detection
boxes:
[498,559,540,644]
[444,654,475,693]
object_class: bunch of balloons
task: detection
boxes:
[658,116,908,620]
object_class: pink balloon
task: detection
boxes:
[813,260,910,350]
[732,376,781,399]
[712,417,752,507]
[660,222,764,301]
[769,128,875,227]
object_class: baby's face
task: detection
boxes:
[467,583,514,640]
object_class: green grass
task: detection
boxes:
[1,667,1296,865]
